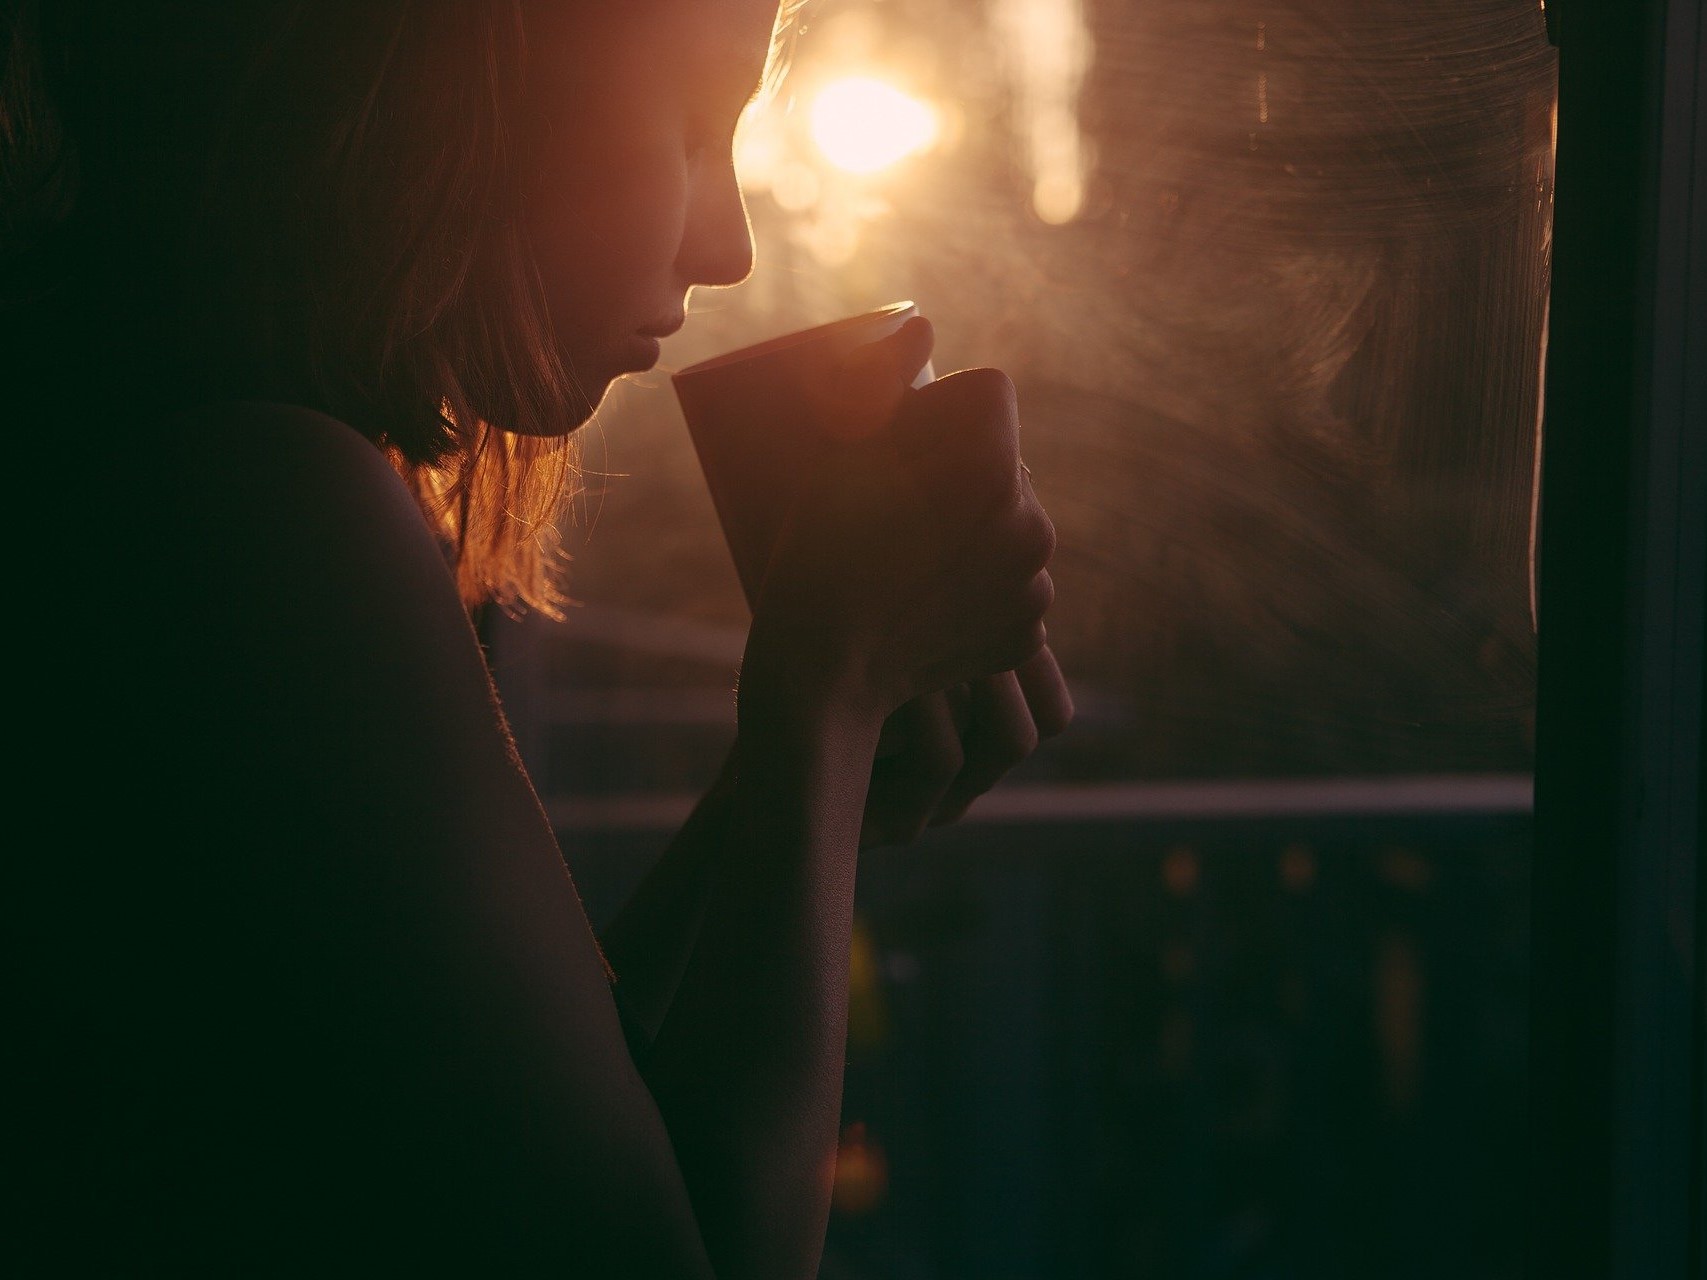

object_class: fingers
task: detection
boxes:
[889,367,1022,502]
[861,689,964,849]
[945,475,1051,582]
[874,676,968,761]
[1015,643,1074,740]
[866,653,1069,844]
[820,317,937,443]
[956,571,1052,681]
[883,316,937,388]
[928,669,1038,826]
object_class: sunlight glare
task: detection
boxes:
[809,76,940,175]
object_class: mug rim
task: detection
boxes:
[671,300,917,382]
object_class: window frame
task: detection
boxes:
[1529,0,1706,1275]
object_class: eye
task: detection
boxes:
[687,108,742,161]
[686,81,765,159]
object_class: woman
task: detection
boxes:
[7,0,1068,1272]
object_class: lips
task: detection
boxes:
[618,333,662,372]
[637,314,686,338]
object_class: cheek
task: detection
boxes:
[527,129,690,337]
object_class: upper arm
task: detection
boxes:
[149,403,714,1270]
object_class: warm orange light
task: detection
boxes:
[809,76,939,174]
[831,1122,890,1216]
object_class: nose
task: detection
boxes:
[677,158,756,290]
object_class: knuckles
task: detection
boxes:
[1023,508,1057,574]
[951,366,1020,423]
[912,366,1019,422]
[1009,620,1051,670]
[989,717,1040,771]
[987,504,1056,584]
[901,367,1022,475]
[1022,569,1056,620]
[1032,692,1074,740]
[985,619,1049,675]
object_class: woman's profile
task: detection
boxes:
[7,1,1069,1272]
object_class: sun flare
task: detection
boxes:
[808,76,940,175]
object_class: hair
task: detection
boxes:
[0,0,673,615]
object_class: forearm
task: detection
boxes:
[639,633,884,1280]
[598,744,740,1042]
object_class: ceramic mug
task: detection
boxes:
[671,301,936,611]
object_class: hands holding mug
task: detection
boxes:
[673,304,1072,844]
[836,318,1073,846]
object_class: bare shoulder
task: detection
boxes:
[166,398,429,552]
[158,396,493,822]
[160,398,467,649]
[170,396,394,462]
[128,399,716,1268]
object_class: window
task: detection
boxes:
[488,3,1557,1274]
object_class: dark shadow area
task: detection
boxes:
[565,814,1530,1280]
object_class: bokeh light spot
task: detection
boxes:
[809,76,939,174]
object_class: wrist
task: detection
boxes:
[728,625,887,856]
[737,621,890,747]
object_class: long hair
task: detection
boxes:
[2,0,596,614]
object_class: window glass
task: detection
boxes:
[521,0,1554,791]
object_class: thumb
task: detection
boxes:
[818,316,936,442]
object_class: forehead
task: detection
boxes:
[680,0,783,48]
[567,0,780,77]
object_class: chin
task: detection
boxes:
[482,332,645,437]
[473,378,606,439]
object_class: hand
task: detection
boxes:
[744,318,1057,727]
[860,644,1074,848]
